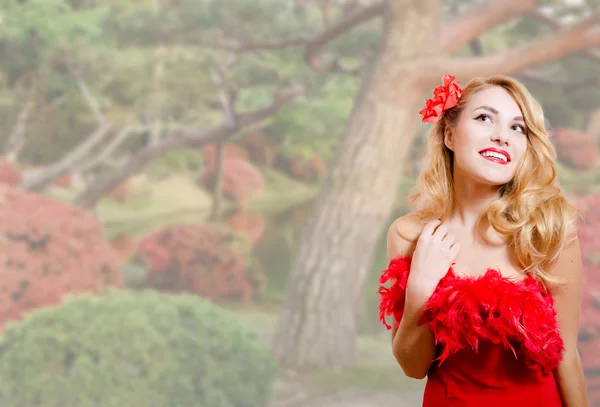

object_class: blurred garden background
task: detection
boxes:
[1,0,600,406]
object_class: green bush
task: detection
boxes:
[0,290,278,407]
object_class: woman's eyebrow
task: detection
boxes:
[474,105,523,122]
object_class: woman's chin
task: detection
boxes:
[469,172,512,187]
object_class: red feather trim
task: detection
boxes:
[378,255,564,374]
[378,256,411,329]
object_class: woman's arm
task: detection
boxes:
[387,216,436,379]
[551,234,588,406]
[392,292,436,379]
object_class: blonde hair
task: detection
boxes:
[408,75,582,287]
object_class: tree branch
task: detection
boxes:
[76,125,149,172]
[21,76,112,192]
[73,84,304,209]
[527,8,600,62]
[210,55,238,129]
[208,60,237,221]
[441,0,542,54]
[76,76,107,127]
[201,37,309,53]
[199,1,384,75]
[438,14,600,80]
[5,88,36,162]
[516,69,600,92]
[304,1,385,71]
[470,37,600,92]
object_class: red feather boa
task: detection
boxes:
[378,255,564,374]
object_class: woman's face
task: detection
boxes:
[444,86,529,186]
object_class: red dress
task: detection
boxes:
[378,255,564,407]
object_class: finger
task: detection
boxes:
[432,224,448,242]
[420,219,441,239]
[441,233,455,247]
[449,241,461,259]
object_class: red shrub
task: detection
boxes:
[137,224,256,301]
[240,130,278,166]
[199,157,265,202]
[53,173,73,188]
[201,143,249,168]
[274,152,327,183]
[552,129,599,171]
[224,209,266,244]
[0,185,123,329]
[0,161,23,186]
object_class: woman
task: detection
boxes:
[378,74,588,406]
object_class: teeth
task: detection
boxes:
[481,151,508,162]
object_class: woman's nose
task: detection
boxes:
[491,127,510,146]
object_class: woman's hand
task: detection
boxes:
[408,219,461,301]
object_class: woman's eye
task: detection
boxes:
[475,114,491,122]
[512,124,525,133]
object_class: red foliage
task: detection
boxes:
[0,185,123,329]
[199,156,265,202]
[240,130,278,166]
[275,152,327,183]
[224,209,266,244]
[53,173,73,188]
[0,161,23,186]
[137,224,256,301]
[552,129,599,171]
[201,143,249,168]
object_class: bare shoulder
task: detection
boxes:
[548,232,582,285]
[386,212,428,261]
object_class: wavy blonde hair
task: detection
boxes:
[408,75,582,287]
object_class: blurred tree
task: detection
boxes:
[0,0,305,196]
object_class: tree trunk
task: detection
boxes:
[272,0,439,371]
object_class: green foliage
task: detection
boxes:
[266,75,359,160]
[122,260,148,289]
[108,0,319,50]
[0,289,278,407]
[1,0,110,79]
[3,0,600,173]
[145,148,205,178]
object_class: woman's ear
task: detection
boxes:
[444,127,454,151]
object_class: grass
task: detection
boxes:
[221,301,416,394]
[46,168,319,239]
[303,364,413,392]
[45,175,214,238]
[250,166,319,215]
[98,176,214,238]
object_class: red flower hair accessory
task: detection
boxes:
[419,74,463,124]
